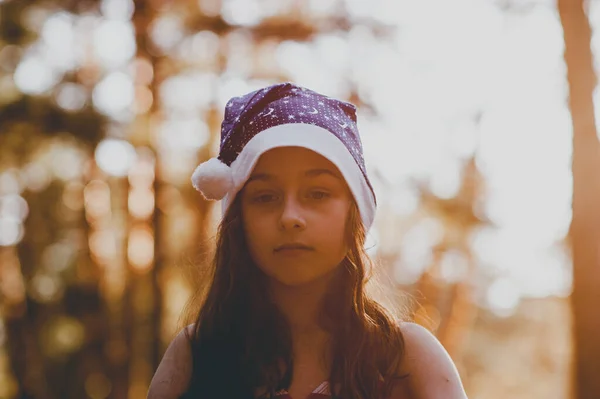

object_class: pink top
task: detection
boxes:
[273,381,331,398]
[271,379,407,399]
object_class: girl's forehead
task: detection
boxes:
[249,147,344,181]
[253,147,337,171]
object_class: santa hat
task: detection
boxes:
[191,82,377,230]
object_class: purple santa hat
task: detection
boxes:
[191,82,377,230]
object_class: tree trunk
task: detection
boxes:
[558,0,600,398]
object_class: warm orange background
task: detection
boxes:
[1,0,597,398]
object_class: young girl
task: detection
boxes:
[147,83,467,399]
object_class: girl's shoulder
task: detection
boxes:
[147,324,195,399]
[396,322,468,399]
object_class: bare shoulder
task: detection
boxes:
[147,324,195,399]
[398,322,468,399]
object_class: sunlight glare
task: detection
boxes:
[428,158,462,199]
[439,250,470,283]
[396,217,444,283]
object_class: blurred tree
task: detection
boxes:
[558,0,600,398]
[0,0,109,398]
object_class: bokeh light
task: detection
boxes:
[0,217,24,247]
[221,0,265,26]
[62,181,85,212]
[128,187,155,220]
[93,20,136,69]
[20,162,52,193]
[13,55,59,94]
[159,72,215,114]
[0,249,26,305]
[148,15,184,53]
[42,241,77,273]
[93,72,135,117]
[84,180,112,220]
[89,229,117,264]
[156,116,210,152]
[29,272,64,303]
[127,226,154,273]
[40,11,78,71]
[0,194,29,221]
[55,83,88,111]
[94,139,137,177]
[486,277,521,317]
[100,0,134,21]
[40,316,85,358]
[85,372,112,399]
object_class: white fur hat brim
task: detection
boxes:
[191,123,376,230]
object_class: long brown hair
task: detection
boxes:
[181,194,406,399]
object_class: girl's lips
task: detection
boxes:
[273,247,314,257]
[274,243,314,252]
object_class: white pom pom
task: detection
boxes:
[191,157,234,200]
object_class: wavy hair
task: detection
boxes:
[181,194,406,399]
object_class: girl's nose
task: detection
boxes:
[279,197,307,231]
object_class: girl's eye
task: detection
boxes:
[251,193,279,203]
[309,191,330,200]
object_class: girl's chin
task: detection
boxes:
[266,268,339,289]
[271,277,321,288]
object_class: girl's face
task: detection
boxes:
[241,147,353,287]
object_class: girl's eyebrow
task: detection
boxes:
[247,168,342,183]
[305,168,342,180]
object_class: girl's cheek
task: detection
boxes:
[247,212,273,230]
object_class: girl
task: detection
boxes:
[147,83,467,399]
